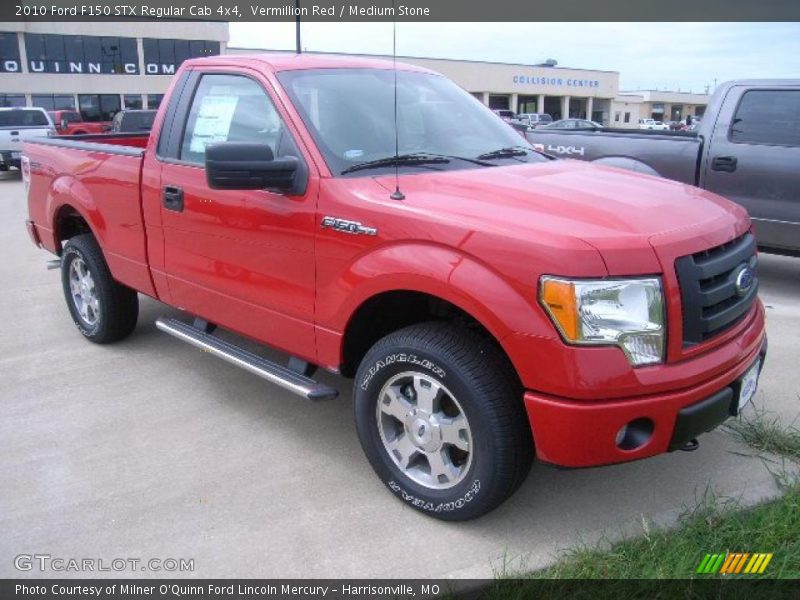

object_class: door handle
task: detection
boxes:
[162,185,184,212]
[711,156,738,172]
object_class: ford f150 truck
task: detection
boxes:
[23,55,767,520]
[527,80,800,256]
[48,110,110,136]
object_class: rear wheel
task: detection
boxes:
[61,234,139,343]
[354,323,533,520]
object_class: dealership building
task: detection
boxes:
[0,21,227,118]
[617,89,709,122]
[372,55,621,123]
[225,46,709,127]
[0,20,707,128]
[226,47,622,124]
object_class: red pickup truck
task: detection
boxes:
[48,110,110,136]
[23,54,766,520]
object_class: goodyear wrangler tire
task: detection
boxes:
[61,234,139,344]
[354,322,533,520]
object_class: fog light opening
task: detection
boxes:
[616,418,654,451]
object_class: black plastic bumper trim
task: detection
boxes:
[668,387,734,451]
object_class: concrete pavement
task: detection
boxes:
[1,171,798,579]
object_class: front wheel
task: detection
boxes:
[61,234,139,343]
[354,323,533,520]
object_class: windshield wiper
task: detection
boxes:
[476,146,532,160]
[341,153,450,175]
[340,152,497,175]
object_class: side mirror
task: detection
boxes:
[60,118,68,130]
[205,142,298,192]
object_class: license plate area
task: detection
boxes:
[731,358,761,416]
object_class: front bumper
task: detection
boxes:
[524,333,767,468]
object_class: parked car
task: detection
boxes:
[0,107,54,171]
[638,118,670,130]
[542,118,602,130]
[527,80,800,255]
[48,110,110,136]
[109,109,157,133]
[515,112,553,129]
[492,109,517,122]
[24,55,766,520]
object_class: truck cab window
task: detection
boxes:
[730,90,800,147]
[179,74,283,165]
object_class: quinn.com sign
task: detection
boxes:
[1,59,184,75]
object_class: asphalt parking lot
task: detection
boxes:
[1,169,798,579]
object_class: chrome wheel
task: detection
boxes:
[68,257,100,326]
[376,371,472,490]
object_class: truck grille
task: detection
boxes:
[675,233,758,346]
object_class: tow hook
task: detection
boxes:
[680,438,700,452]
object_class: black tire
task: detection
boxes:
[61,233,139,344]
[354,322,533,520]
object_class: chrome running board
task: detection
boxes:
[155,317,338,401]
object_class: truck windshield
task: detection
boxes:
[278,68,546,176]
[0,109,49,127]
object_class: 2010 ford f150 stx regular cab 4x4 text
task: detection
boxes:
[526,80,800,256]
[23,54,767,520]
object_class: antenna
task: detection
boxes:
[389,4,405,201]
[295,0,301,54]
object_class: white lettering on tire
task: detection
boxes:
[360,353,446,390]
[386,479,481,513]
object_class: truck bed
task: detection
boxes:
[526,128,702,185]
[24,132,155,297]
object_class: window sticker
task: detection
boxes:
[189,94,239,153]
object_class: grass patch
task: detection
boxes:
[480,488,800,598]
[511,483,800,579]
[485,409,800,591]
[724,407,800,462]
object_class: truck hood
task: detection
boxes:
[374,159,748,274]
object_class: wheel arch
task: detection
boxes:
[46,176,105,254]
[592,156,662,178]
[330,244,542,385]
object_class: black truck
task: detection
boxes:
[526,80,800,256]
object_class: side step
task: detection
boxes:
[155,317,338,401]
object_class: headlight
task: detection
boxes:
[539,276,665,366]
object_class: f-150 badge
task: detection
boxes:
[321,216,377,236]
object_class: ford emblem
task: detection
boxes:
[734,265,755,296]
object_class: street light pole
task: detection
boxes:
[295,0,301,54]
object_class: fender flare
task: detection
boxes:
[322,242,551,377]
[45,174,107,252]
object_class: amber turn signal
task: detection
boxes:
[540,278,579,341]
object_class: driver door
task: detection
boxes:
[157,69,318,356]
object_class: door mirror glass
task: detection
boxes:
[205,142,298,191]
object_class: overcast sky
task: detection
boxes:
[230,22,800,93]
